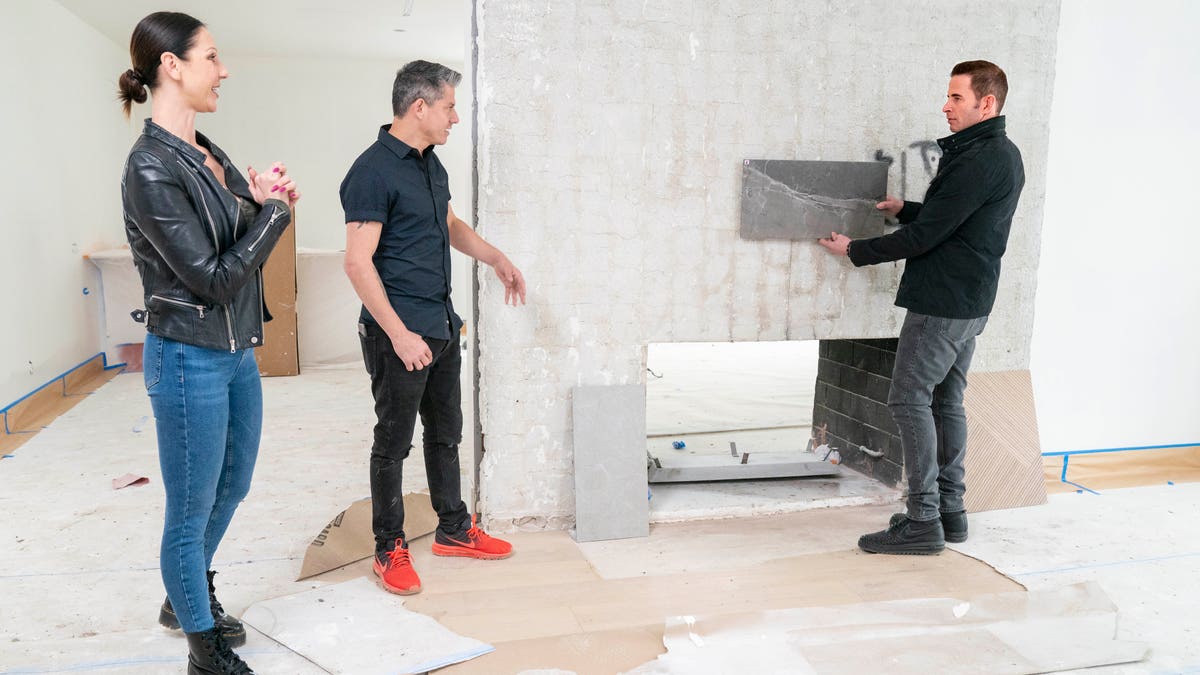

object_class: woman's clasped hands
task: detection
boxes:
[248,161,300,207]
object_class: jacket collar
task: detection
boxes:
[142,119,207,165]
[938,115,1006,153]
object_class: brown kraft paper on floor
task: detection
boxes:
[298,493,438,580]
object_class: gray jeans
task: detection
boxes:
[888,311,988,522]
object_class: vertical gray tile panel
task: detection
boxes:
[572,385,649,542]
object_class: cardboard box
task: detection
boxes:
[255,211,299,377]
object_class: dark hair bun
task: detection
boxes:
[118,69,148,115]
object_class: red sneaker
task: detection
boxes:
[431,516,513,560]
[373,538,422,595]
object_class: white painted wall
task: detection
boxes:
[0,0,133,408]
[1031,0,1200,453]
[1,10,477,409]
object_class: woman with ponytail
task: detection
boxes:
[119,12,299,674]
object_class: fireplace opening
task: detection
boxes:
[644,340,900,521]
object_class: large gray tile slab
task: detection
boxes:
[740,159,888,240]
[572,385,649,542]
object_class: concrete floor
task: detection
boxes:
[1,368,1196,673]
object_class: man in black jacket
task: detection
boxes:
[818,60,1025,554]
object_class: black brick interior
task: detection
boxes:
[812,338,903,486]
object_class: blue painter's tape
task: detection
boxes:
[1064,479,1100,495]
[1,353,123,417]
[1043,442,1200,457]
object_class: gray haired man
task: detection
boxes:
[341,60,526,594]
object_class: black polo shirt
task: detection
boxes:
[340,125,462,339]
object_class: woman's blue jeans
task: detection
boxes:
[143,334,262,633]
[888,311,988,523]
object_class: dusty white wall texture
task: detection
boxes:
[473,0,1061,529]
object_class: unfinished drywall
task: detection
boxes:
[473,0,1060,528]
[0,0,134,408]
[1030,0,1200,454]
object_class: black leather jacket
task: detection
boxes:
[122,120,292,352]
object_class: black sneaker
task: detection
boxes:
[860,515,945,555]
[940,511,968,543]
[889,510,968,544]
[159,570,247,647]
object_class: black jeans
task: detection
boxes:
[359,321,468,551]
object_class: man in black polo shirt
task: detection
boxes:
[818,60,1024,555]
[341,60,526,595]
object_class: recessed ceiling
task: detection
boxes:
[55,0,469,65]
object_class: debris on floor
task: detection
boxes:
[110,473,149,489]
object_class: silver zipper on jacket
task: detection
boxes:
[248,205,283,253]
[177,158,237,351]
[150,294,206,319]
[224,306,236,352]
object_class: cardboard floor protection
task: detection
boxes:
[298,493,438,580]
[241,577,492,674]
[417,506,1022,674]
[625,582,1147,674]
[948,483,1200,673]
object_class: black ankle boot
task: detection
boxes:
[160,570,247,647]
[185,627,253,674]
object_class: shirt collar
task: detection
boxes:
[377,124,433,161]
[938,115,1007,153]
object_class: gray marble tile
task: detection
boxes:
[740,159,888,240]
[572,385,649,542]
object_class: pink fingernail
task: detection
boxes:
[271,185,279,192]
[273,167,280,173]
